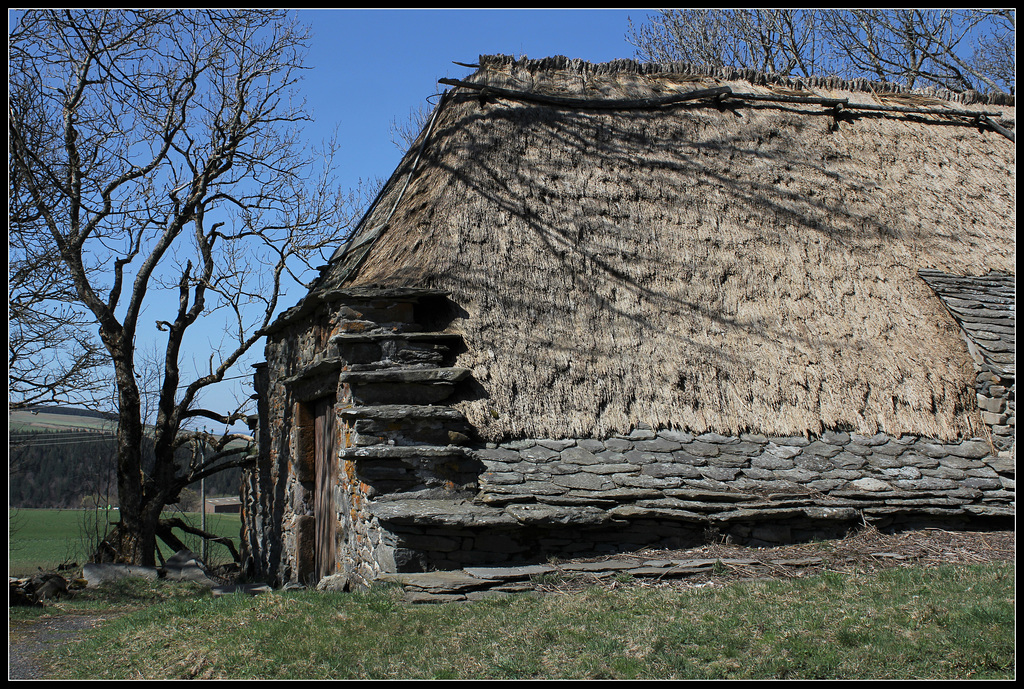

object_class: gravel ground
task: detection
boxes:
[7,526,1015,678]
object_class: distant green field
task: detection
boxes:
[8,508,242,577]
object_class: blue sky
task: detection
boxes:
[300,9,643,194]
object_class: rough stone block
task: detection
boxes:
[849,477,891,492]
[476,447,520,462]
[685,441,722,457]
[803,441,843,458]
[711,453,751,468]
[612,473,683,489]
[980,411,1009,426]
[830,452,867,469]
[794,454,834,472]
[634,437,684,452]
[763,442,801,459]
[820,431,851,445]
[482,471,525,485]
[604,438,634,452]
[880,466,922,480]
[82,563,159,588]
[641,462,702,478]
[537,439,577,451]
[519,445,561,462]
[850,433,890,446]
[696,464,737,481]
[561,446,600,464]
[751,455,795,470]
[947,440,993,458]
[658,429,695,443]
[551,473,613,490]
[774,468,817,483]
[740,467,777,480]
[961,477,1003,490]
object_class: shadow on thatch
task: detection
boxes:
[332,61,1012,442]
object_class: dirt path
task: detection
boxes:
[8,612,119,680]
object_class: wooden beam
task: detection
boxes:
[439,77,733,110]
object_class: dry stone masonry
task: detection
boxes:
[241,285,1014,592]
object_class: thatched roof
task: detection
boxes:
[315,55,1015,442]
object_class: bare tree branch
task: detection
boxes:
[627,9,1014,96]
[9,9,362,566]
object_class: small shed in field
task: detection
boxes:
[241,56,1014,589]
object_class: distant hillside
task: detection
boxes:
[9,407,243,509]
[19,405,117,419]
[9,406,118,434]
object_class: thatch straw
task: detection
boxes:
[316,56,1015,442]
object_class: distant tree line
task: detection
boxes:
[9,429,241,510]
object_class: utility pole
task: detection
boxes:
[200,428,208,563]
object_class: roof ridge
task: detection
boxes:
[476,54,1015,108]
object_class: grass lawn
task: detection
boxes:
[10,511,1014,679]
[21,561,1016,680]
[8,508,242,577]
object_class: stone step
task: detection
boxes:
[341,367,471,405]
[332,332,462,369]
[343,448,484,496]
[329,289,450,332]
[339,405,472,447]
[369,498,518,527]
[338,405,468,422]
[262,287,451,337]
[339,367,471,385]
[339,444,476,460]
[375,554,833,604]
[330,332,463,344]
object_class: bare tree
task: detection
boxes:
[627,10,829,78]
[9,9,356,566]
[627,9,1014,96]
[970,10,1015,94]
[819,9,1013,94]
[389,101,434,152]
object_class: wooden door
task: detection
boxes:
[313,398,337,581]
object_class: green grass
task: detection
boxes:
[8,508,242,577]
[37,562,1016,680]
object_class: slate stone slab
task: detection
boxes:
[463,564,557,580]
[211,583,273,597]
[82,563,159,588]
[559,561,637,572]
[377,571,497,592]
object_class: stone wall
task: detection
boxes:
[976,367,1015,452]
[363,427,1012,573]
[475,429,1012,513]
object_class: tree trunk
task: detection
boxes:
[105,354,162,566]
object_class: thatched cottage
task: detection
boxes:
[241,55,1015,590]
